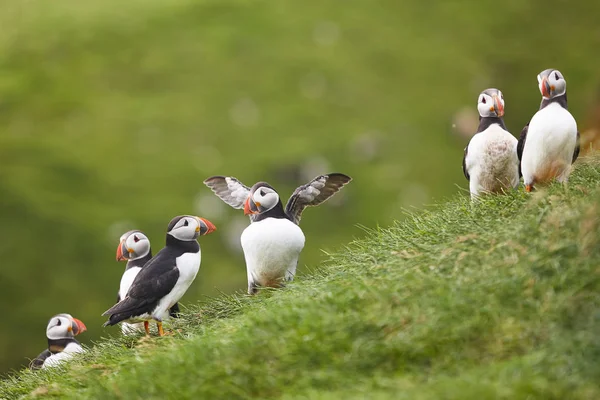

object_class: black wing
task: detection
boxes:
[29,349,51,370]
[517,123,529,178]
[285,173,352,225]
[203,176,251,209]
[572,131,580,164]
[462,146,469,181]
[103,249,179,325]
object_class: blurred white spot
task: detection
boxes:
[300,156,331,182]
[224,217,248,253]
[194,194,227,220]
[349,131,381,162]
[299,72,328,99]
[107,220,136,243]
[229,97,260,127]
[452,107,478,140]
[313,21,340,46]
[191,146,223,172]
[399,183,429,207]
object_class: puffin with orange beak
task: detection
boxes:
[517,69,580,191]
[30,313,87,370]
[204,173,351,294]
[462,88,519,199]
[103,215,216,336]
[114,230,180,336]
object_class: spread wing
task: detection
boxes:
[572,131,580,164]
[285,173,352,225]
[30,349,51,370]
[103,250,179,325]
[462,146,469,181]
[203,176,251,209]
[517,123,529,178]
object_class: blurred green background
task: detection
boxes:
[1,0,599,373]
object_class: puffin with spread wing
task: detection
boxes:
[204,173,351,294]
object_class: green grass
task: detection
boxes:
[2,157,599,399]
[3,0,600,372]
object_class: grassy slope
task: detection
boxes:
[2,158,600,399]
[2,0,600,372]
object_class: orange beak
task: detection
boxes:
[243,197,254,215]
[70,318,87,336]
[198,217,217,235]
[540,76,551,98]
[492,94,504,117]
[116,240,126,261]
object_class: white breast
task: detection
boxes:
[42,342,84,369]
[521,103,578,184]
[118,266,148,332]
[119,267,141,300]
[152,251,201,321]
[465,124,519,198]
[240,218,305,287]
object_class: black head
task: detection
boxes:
[538,69,566,99]
[116,230,150,262]
[243,182,281,216]
[166,215,216,241]
[477,88,505,118]
[46,314,87,340]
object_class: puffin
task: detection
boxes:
[30,314,87,370]
[517,69,580,192]
[103,216,216,336]
[462,88,519,198]
[204,173,351,294]
[115,230,180,335]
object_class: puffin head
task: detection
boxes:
[244,182,280,216]
[116,230,150,262]
[166,215,216,241]
[538,69,566,99]
[477,88,505,118]
[46,314,87,340]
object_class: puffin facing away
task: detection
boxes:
[462,88,519,199]
[103,216,216,336]
[115,230,180,336]
[204,173,351,294]
[518,69,580,192]
[30,314,87,370]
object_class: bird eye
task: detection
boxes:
[56,319,62,326]
[260,189,266,196]
[183,220,189,227]
[555,72,559,80]
[133,235,140,243]
[481,97,487,104]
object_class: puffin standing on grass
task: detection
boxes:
[518,69,580,192]
[462,88,519,199]
[30,314,87,370]
[204,173,351,294]
[115,230,180,335]
[103,215,216,336]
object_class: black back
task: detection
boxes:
[103,237,199,326]
[476,116,507,133]
[516,124,529,178]
[124,251,152,271]
[540,93,568,110]
[30,338,80,370]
